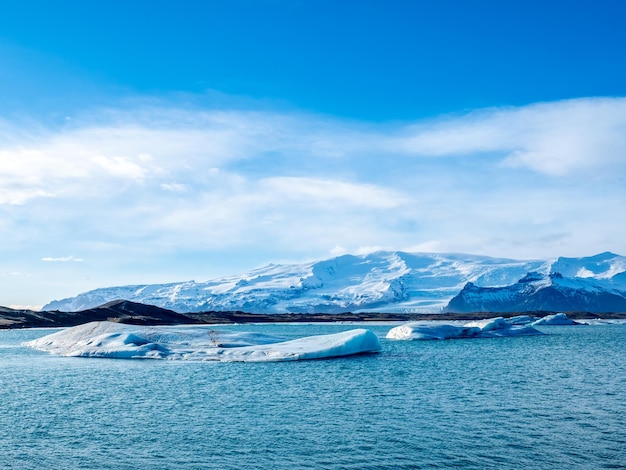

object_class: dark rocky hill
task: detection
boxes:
[0,300,191,329]
[2,299,625,329]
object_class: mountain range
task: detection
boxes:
[42,251,626,314]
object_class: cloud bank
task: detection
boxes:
[395,98,626,177]
[1,96,625,304]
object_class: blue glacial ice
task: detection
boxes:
[531,313,582,326]
[24,321,381,362]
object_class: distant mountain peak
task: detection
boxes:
[447,264,626,313]
[43,251,626,314]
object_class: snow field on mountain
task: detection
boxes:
[42,251,626,314]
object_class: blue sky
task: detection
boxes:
[1,0,626,308]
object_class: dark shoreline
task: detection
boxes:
[1,300,625,329]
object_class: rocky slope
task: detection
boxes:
[446,270,626,313]
[0,300,190,328]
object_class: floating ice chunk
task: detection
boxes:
[506,315,538,325]
[386,317,544,340]
[385,323,481,340]
[191,328,381,362]
[24,321,286,359]
[582,318,626,325]
[24,321,380,362]
[531,313,582,326]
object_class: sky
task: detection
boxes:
[1,0,626,308]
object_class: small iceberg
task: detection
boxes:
[24,321,381,362]
[386,317,544,340]
[506,315,538,325]
[531,313,582,326]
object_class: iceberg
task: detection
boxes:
[24,321,381,362]
[531,313,582,326]
[386,317,544,340]
[506,315,538,325]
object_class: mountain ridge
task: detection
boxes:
[41,251,626,314]
[446,271,626,313]
[2,300,625,330]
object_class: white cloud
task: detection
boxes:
[330,245,349,256]
[0,188,54,205]
[259,177,404,209]
[125,173,409,253]
[2,96,625,208]
[1,96,626,306]
[8,304,42,311]
[41,256,84,262]
[394,97,626,176]
[91,155,147,180]
[402,240,446,253]
[160,182,188,193]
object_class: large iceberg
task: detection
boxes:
[386,317,544,340]
[24,321,381,362]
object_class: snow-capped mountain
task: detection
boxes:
[42,251,626,314]
[446,253,626,313]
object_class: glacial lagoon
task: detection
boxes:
[1,322,625,469]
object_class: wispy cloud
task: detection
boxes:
[91,155,148,180]
[1,97,624,207]
[160,182,188,193]
[393,97,626,177]
[1,96,625,306]
[41,256,84,262]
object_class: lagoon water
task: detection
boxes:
[1,323,625,469]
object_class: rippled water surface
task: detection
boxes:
[1,323,625,469]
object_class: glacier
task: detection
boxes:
[386,317,544,340]
[42,251,626,314]
[24,321,382,362]
[43,251,551,313]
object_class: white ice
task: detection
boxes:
[531,313,582,326]
[24,321,381,362]
[506,315,539,325]
[386,317,544,340]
